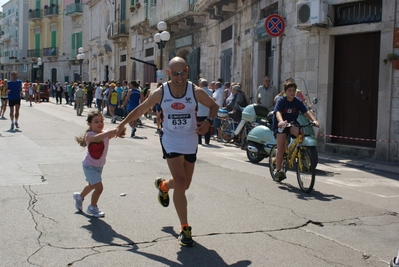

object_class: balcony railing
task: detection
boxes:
[44,6,58,16]
[66,3,83,16]
[28,49,41,58]
[148,0,197,27]
[130,3,148,28]
[107,20,128,39]
[28,9,42,20]
[43,47,58,56]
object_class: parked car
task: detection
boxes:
[25,83,50,102]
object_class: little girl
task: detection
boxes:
[73,110,125,217]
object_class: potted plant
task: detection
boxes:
[29,9,33,12]
[44,4,49,9]
[51,3,56,7]
[136,2,141,9]
[130,6,136,12]
[383,53,399,69]
[35,8,39,11]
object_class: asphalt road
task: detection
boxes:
[0,100,398,267]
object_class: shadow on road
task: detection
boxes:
[81,215,138,249]
[131,226,252,267]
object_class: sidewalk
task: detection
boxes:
[318,152,399,175]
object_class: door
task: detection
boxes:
[143,60,156,83]
[119,65,126,82]
[187,47,200,83]
[220,48,232,83]
[51,68,57,83]
[332,32,380,147]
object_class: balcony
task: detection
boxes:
[66,3,83,16]
[44,5,58,17]
[107,20,128,42]
[28,49,41,58]
[130,3,149,33]
[28,9,42,21]
[148,0,198,28]
[0,57,10,64]
[43,47,58,58]
[12,16,19,25]
[196,0,237,20]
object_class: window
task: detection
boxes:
[221,25,232,44]
[145,48,154,57]
[335,0,382,26]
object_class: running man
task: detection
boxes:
[116,57,219,247]
[7,71,23,130]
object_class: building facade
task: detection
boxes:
[0,0,29,81]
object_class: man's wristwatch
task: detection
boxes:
[205,118,213,125]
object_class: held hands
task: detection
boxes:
[196,120,211,135]
[312,120,320,127]
[115,124,127,138]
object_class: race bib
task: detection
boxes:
[167,114,192,130]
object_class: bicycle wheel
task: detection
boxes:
[220,120,234,143]
[296,148,316,193]
[269,145,278,181]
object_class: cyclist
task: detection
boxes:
[273,80,319,181]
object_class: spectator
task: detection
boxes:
[256,76,278,112]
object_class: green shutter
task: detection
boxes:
[51,31,56,47]
[36,0,41,9]
[77,32,82,48]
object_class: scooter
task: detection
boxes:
[218,104,270,146]
[245,99,318,166]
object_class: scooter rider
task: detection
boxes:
[273,80,319,182]
[225,84,248,124]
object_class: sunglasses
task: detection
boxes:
[171,71,187,77]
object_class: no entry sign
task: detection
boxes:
[264,14,285,37]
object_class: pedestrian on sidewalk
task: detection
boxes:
[116,56,219,247]
[75,85,85,116]
[73,110,125,217]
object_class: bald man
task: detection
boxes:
[116,57,219,247]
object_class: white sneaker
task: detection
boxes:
[73,192,83,211]
[86,205,105,217]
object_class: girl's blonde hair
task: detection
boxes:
[75,110,103,147]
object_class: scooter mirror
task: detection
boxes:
[312,98,318,104]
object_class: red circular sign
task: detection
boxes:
[264,14,285,37]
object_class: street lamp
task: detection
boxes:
[37,57,42,82]
[154,21,170,71]
[76,47,85,82]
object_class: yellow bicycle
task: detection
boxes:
[269,122,316,193]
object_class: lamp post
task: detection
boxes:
[37,57,42,82]
[76,47,85,82]
[153,21,170,72]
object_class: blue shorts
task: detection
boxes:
[82,163,103,185]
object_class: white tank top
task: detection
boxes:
[160,81,198,154]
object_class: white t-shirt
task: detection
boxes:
[213,88,224,108]
[160,81,197,154]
